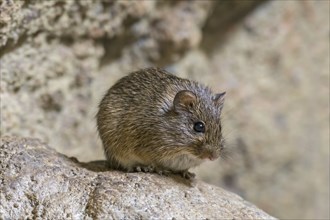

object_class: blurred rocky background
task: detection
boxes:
[0,0,329,219]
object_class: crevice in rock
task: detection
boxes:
[0,33,28,59]
[236,137,254,170]
[83,173,101,219]
[200,0,268,56]
[98,32,136,68]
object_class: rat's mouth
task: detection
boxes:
[208,155,219,161]
[199,151,219,161]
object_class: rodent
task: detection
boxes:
[97,67,226,179]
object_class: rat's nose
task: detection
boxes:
[208,151,219,161]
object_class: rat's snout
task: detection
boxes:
[199,148,220,161]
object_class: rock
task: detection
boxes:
[0,136,275,219]
[1,0,328,219]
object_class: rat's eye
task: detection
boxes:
[193,121,205,133]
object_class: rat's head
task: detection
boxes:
[162,89,226,162]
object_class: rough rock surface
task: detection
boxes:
[1,0,329,219]
[0,136,275,219]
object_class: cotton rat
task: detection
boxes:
[97,67,226,179]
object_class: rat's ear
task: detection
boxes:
[213,92,226,110]
[173,90,196,111]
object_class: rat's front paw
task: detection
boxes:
[180,170,196,180]
[134,165,155,173]
[155,169,172,176]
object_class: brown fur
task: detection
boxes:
[97,67,225,176]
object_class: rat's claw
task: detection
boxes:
[134,166,142,172]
